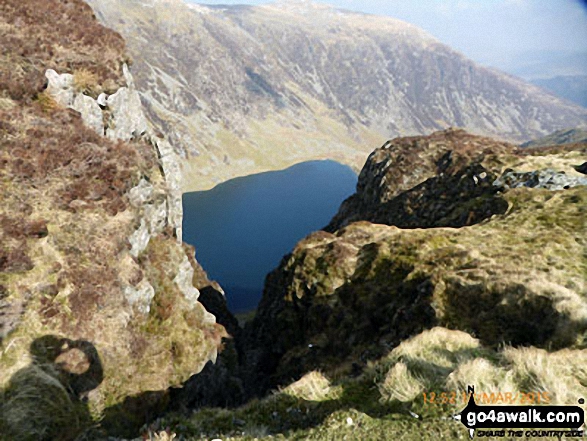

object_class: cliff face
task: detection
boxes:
[0,1,225,438]
[246,129,587,392]
[88,0,587,191]
[146,130,587,440]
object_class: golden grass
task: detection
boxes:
[152,431,177,441]
[446,358,518,397]
[376,327,587,408]
[34,91,59,112]
[379,361,425,403]
[282,371,343,402]
[503,347,587,405]
[73,68,100,95]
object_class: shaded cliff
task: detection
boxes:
[88,0,587,191]
[0,1,226,438]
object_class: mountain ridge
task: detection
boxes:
[88,0,587,191]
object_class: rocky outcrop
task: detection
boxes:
[326,129,514,231]
[44,63,184,243]
[0,1,225,438]
[246,130,587,393]
[495,168,587,190]
[327,129,587,231]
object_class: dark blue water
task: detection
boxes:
[182,160,358,313]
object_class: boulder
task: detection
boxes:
[45,69,74,107]
[72,93,104,135]
[106,86,148,141]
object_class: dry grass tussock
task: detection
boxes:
[377,327,587,407]
[503,347,587,405]
[282,370,343,402]
[73,68,100,95]
[149,431,177,441]
[0,363,89,440]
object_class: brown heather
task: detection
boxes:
[0,1,225,438]
[0,0,127,101]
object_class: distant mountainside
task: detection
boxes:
[521,127,587,148]
[531,75,587,108]
[87,0,587,191]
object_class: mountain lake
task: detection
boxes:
[182,160,358,313]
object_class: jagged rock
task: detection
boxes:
[43,64,194,244]
[122,62,135,89]
[97,93,108,107]
[128,178,155,208]
[45,69,74,107]
[494,168,587,190]
[129,218,150,258]
[106,86,148,141]
[326,129,513,231]
[72,93,104,135]
[153,137,184,241]
[124,279,155,314]
[174,256,201,309]
[145,200,168,234]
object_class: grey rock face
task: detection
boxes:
[44,66,204,341]
[106,86,148,141]
[145,200,168,234]
[97,93,108,107]
[128,178,155,208]
[153,137,184,241]
[174,255,200,308]
[129,219,150,258]
[45,63,148,142]
[105,63,148,141]
[45,69,74,107]
[44,66,183,241]
[173,256,216,325]
[124,279,155,314]
[494,169,587,191]
[72,93,104,135]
